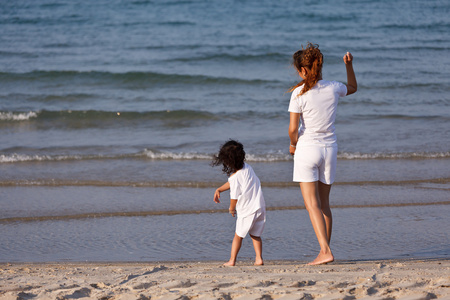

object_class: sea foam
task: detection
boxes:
[0,111,38,121]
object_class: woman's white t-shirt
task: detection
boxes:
[288,80,347,146]
[228,163,265,218]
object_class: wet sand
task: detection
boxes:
[1,259,448,299]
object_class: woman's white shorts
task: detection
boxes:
[293,144,337,184]
[235,208,266,238]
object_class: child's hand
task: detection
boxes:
[229,209,236,217]
[343,52,353,64]
[213,189,221,203]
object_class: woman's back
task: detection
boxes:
[288,80,347,146]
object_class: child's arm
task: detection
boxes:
[214,181,230,203]
[229,199,237,217]
[343,52,357,95]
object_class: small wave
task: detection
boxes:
[0,153,84,163]
[350,114,449,121]
[0,111,37,121]
[1,178,448,188]
[158,21,196,26]
[0,180,223,188]
[0,109,218,125]
[0,151,213,164]
[172,52,288,63]
[141,150,293,162]
[358,82,450,91]
[1,178,449,189]
[142,149,212,160]
[338,152,450,160]
[376,23,450,31]
[0,150,214,163]
[339,99,389,106]
[1,201,449,224]
[246,152,291,162]
[0,70,273,86]
[141,151,450,162]
[1,150,449,164]
[130,0,153,4]
[0,50,38,58]
[247,151,450,161]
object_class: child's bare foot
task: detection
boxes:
[223,260,235,267]
[307,251,334,266]
[254,258,264,266]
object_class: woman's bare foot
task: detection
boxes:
[223,260,235,267]
[307,251,334,266]
[254,259,264,266]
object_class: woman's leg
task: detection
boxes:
[224,233,243,266]
[318,181,332,243]
[300,181,334,265]
[250,234,264,265]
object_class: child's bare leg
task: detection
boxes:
[300,182,334,265]
[224,233,243,266]
[250,234,263,265]
[318,181,332,244]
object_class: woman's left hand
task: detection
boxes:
[289,144,296,156]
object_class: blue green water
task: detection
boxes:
[0,0,449,262]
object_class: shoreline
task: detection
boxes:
[1,257,448,266]
[1,258,448,299]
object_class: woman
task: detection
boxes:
[288,43,357,265]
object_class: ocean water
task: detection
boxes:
[0,0,449,262]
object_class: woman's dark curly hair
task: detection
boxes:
[211,140,246,176]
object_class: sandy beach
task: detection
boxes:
[1,259,448,300]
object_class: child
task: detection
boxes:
[211,140,266,266]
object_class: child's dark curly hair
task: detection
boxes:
[211,140,246,176]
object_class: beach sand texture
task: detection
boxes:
[1,260,448,300]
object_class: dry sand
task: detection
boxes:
[1,259,448,300]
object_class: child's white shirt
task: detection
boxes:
[228,163,266,218]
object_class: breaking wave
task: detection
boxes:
[0,111,38,121]
[1,149,449,164]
